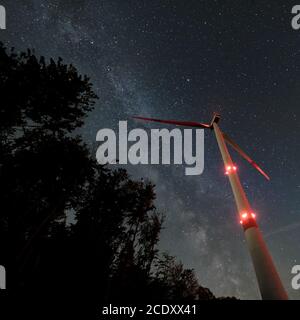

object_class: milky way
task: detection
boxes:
[1,0,299,299]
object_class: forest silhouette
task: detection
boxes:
[0,43,235,300]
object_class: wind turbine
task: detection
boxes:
[133,112,288,300]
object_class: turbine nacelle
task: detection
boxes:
[210,112,221,128]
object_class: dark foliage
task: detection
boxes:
[0,43,235,300]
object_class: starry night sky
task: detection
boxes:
[1,0,299,299]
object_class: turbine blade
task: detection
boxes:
[133,116,210,129]
[222,132,270,181]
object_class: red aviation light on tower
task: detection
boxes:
[242,212,248,219]
[225,164,237,175]
[239,212,257,225]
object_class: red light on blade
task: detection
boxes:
[227,166,231,171]
[240,220,243,225]
[233,166,237,171]
[251,213,256,219]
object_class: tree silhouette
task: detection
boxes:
[0,42,235,300]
